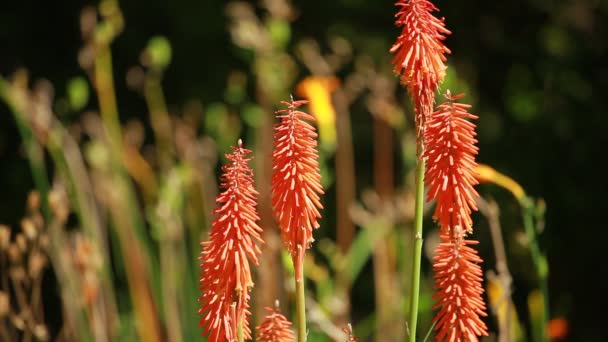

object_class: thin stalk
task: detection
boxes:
[93,26,162,341]
[521,198,549,342]
[0,76,51,221]
[408,157,425,342]
[295,246,307,342]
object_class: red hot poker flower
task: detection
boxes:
[255,304,295,342]
[271,98,324,280]
[390,0,451,133]
[432,228,488,341]
[424,92,479,233]
[198,140,264,341]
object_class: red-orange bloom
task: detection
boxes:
[433,228,488,341]
[424,92,479,233]
[255,305,295,342]
[271,98,324,280]
[198,140,264,341]
[390,0,451,132]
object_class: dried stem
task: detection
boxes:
[477,197,514,342]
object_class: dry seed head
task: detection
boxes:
[10,267,26,282]
[16,233,28,252]
[32,213,44,232]
[0,291,9,317]
[48,189,70,224]
[33,324,49,341]
[0,225,10,250]
[11,314,26,330]
[21,219,37,240]
[7,244,22,263]
[28,250,48,278]
[27,191,41,212]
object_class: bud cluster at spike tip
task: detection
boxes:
[432,229,488,341]
[255,305,295,342]
[423,92,480,233]
[198,140,264,341]
[390,0,451,130]
[271,98,324,280]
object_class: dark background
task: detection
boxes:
[1,0,606,340]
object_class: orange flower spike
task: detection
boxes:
[255,304,295,342]
[390,0,451,127]
[433,228,488,341]
[198,140,264,341]
[271,98,324,281]
[424,92,479,233]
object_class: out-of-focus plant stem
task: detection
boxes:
[408,155,425,342]
[1,76,94,340]
[0,77,50,220]
[372,116,402,340]
[521,197,549,342]
[144,71,173,172]
[334,91,356,256]
[46,220,95,341]
[47,126,119,340]
[93,4,163,340]
[478,197,522,342]
[475,164,549,342]
[333,90,355,325]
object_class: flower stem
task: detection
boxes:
[295,246,307,341]
[408,157,425,342]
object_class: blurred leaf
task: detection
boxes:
[353,313,376,341]
[267,17,291,49]
[224,71,247,105]
[241,103,264,128]
[319,154,334,189]
[343,218,389,284]
[528,290,547,342]
[146,36,172,69]
[504,65,541,122]
[67,77,89,111]
[307,328,331,342]
[540,26,572,58]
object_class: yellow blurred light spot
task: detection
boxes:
[296,76,340,153]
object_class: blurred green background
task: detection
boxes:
[1,0,606,341]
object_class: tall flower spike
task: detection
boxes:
[432,228,488,341]
[198,140,264,341]
[390,0,451,136]
[424,92,479,233]
[255,302,295,342]
[271,98,324,280]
